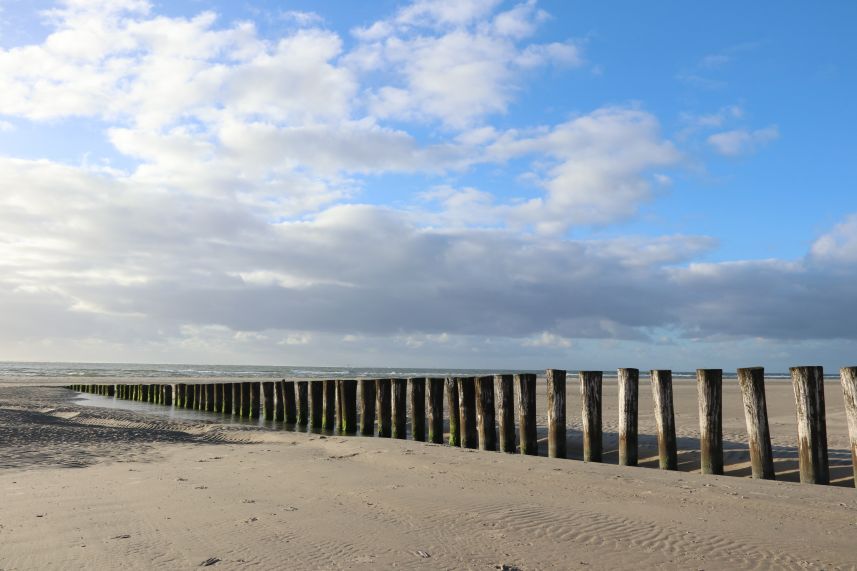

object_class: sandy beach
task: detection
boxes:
[2,378,857,569]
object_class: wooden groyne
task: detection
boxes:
[67,365,857,487]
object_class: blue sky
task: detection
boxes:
[0,0,855,370]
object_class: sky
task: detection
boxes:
[0,0,856,371]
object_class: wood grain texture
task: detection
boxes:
[409,378,426,442]
[475,375,497,451]
[650,370,677,471]
[737,367,775,480]
[697,369,723,475]
[546,369,566,459]
[495,374,516,453]
[309,381,323,429]
[446,377,460,447]
[839,367,857,483]
[376,378,392,438]
[790,366,829,485]
[516,373,537,456]
[262,381,275,421]
[427,378,445,444]
[296,381,309,426]
[580,371,602,463]
[618,368,639,466]
[392,379,408,439]
[458,377,478,449]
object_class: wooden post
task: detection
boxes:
[376,379,392,437]
[240,382,252,417]
[427,378,444,444]
[458,377,478,449]
[475,375,496,451]
[150,384,158,404]
[309,381,323,428]
[335,381,343,433]
[206,384,216,412]
[196,383,204,409]
[322,380,336,430]
[281,381,296,423]
[249,382,260,419]
[618,368,638,466]
[737,367,775,480]
[580,371,602,462]
[176,384,185,407]
[341,379,358,434]
[223,383,233,414]
[791,366,829,485]
[108,385,116,397]
[516,373,537,455]
[359,379,376,436]
[296,381,309,425]
[263,381,275,421]
[546,369,566,459]
[495,374,515,453]
[697,369,723,475]
[141,384,149,403]
[651,370,678,470]
[163,384,173,406]
[840,367,857,484]
[410,377,426,442]
[213,383,223,413]
[275,380,285,421]
[446,377,460,447]
[392,379,407,439]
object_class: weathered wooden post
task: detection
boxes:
[223,383,233,414]
[547,369,567,459]
[376,379,392,437]
[341,379,358,434]
[737,367,775,479]
[275,380,285,422]
[322,380,336,431]
[392,379,407,439]
[183,384,192,408]
[335,381,343,433]
[206,384,216,412]
[240,382,252,417]
[840,367,857,484]
[427,378,444,444]
[458,377,478,449]
[475,375,497,451]
[108,385,116,397]
[516,373,537,455]
[176,384,185,408]
[283,381,297,423]
[298,381,309,426]
[791,366,829,485]
[213,383,223,413]
[410,377,426,442]
[163,384,173,406]
[446,377,460,447]
[618,368,638,466]
[697,369,723,475]
[196,383,204,409]
[250,382,261,419]
[263,381,275,421]
[580,371,602,462]
[651,370,678,470]
[495,374,515,453]
[359,379,376,436]
[309,381,323,428]
[141,384,150,403]
[150,384,158,404]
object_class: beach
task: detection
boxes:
[1,378,857,569]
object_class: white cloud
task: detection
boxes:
[522,332,572,348]
[707,125,779,156]
[810,214,857,264]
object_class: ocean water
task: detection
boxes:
[0,361,804,380]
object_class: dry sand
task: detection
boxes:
[1,378,857,569]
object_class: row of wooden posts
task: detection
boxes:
[69,366,857,486]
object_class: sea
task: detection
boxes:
[0,361,804,380]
